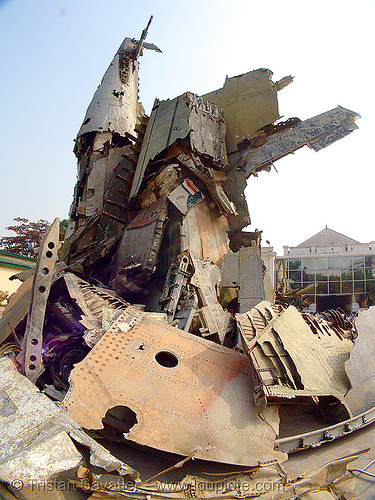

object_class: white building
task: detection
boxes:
[274,228,375,313]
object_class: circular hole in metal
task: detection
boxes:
[46,251,53,258]
[29,364,36,370]
[42,267,49,275]
[39,286,46,293]
[31,338,38,345]
[30,355,36,361]
[48,242,55,249]
[155,351,179,368]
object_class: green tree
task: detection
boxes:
[0,217,50,258]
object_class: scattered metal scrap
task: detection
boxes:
[237,301,353,419]
[0,356,137,485]
[65,306,285,466]
[1,16,374,499]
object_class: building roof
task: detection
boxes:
[296,227,360,248]
[0,250,36,270]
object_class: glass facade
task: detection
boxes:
[275,254,374,310]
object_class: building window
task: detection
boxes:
[289,271,301,282]
[288,259,301,270]
[354,268,365,280]
[353,256,365,268]
[329,282,340,294]
[342,281,353,293]
[365,256,375,267]
[316,283,328,294]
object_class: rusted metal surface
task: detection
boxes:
[113,197,167,296]
[66,450,367,500]
[65,307,286,466]
[138,164,181,208]
[182,198,231,268]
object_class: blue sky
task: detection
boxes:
[0,0,374,254]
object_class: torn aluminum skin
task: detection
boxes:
[64,306,286,466]
[0,356,137,486]
[237,302,353,415]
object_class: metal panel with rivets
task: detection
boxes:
[64,306,286,466]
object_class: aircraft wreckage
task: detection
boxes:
[1,17,375,500]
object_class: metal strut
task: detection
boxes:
[275,405,375,454]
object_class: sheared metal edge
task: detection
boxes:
[203,69,281,154]
[177,153,237,217]
[186,91,228,167]
[238,246,265,313]
[0,276,33,345]
[181,198,231,268]
[76,37,143,137]
[24,218,60,382]
[238,303,353,406]
[345,306,375,415]
[0,262,66,346]
[68,428,138,477]
[237,106,359,177]
[0,356,138,485]
[275,405,375,453]
[65,307,286,466]
[190,257,233,342]
[130,95,191,200]
[130,92,228,200]
[64,273,101,330]
[64,273,129,328]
